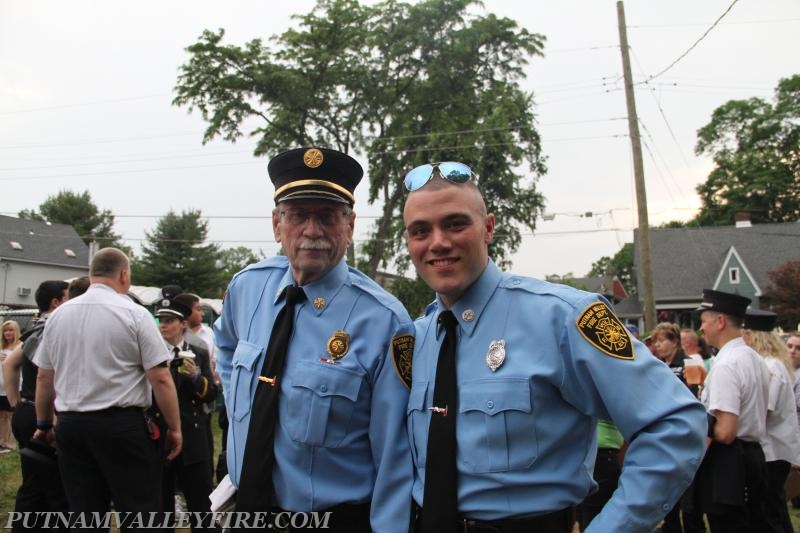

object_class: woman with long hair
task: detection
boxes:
[743,310,800,533]
[1,319,22,451]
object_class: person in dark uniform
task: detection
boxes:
[152,297,217,532]
[695,289,771,533]
[2,280,69,532]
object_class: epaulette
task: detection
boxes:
[500,274,594,306]
[230,256,289,282]
[421,300,438,318]
[348,269,410,320]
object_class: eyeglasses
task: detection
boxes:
[403,161,476,191]
[279,207,348,227]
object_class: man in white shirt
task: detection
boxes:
[695,289,771,533]
[33,248,182,529]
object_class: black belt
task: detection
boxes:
[268,501,370,532]
[18,397,34,405]
[59,406,144,416]
[416,506,575,533]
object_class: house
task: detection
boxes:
[629,220,800,329]
[0,215,90,308]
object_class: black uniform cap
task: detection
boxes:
[154,298,191,320]
[695,289,751,319]
[268,147,363,206]
[743,308,778,331]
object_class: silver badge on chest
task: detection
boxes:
[486,340,506,372]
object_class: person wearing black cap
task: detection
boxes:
[694,289,772,532]
[742,309,800,533]
[214,147,415,532]
[151,296,217,532]
[32,248,182,530]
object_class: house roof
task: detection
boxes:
[0,215,90,268]
[634,222,800,301]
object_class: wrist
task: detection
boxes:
[36,420,53,431]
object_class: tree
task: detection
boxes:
[763,260,800,331]
[19,190,123,248]
[588,242,635,295]
[693,74,800,226]
[219,246,263,286]
[173,0,547,276]
[132,210,227,297]
[388,275,435,319]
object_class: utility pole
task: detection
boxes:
[617,1,657,331]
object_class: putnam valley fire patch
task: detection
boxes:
[391,334,414,389]
[576,302,634,360]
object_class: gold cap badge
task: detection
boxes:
[303,148,324,168]
[326,329,350,361]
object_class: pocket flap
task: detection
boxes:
[407,381,429,414]
[293,362,362,401]
[460,377,531,415]
[232,341,263,372]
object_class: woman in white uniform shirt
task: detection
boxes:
[743,309,800,533]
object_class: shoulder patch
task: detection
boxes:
[391,334,414,389]
[576,302,634,360]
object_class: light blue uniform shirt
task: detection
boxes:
[215,257,414,532]
[408,261,707,532]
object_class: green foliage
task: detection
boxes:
[18,190,123,249]
[387,275,436,319]
[763,260,800,331]
[219,246,263,286]
[173,0,547,276]
[693,74,800,226]
[131,210,227,297]
[588,242,635,295]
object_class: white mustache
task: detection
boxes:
[298,239,332,251]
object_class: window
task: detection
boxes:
[729,267,740,284]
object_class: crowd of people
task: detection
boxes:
[0,146,797,533]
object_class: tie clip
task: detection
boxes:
[428,405,449,416]
[258,375,278,387]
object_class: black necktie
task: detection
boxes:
[421,310,459,533]
[236,285,306,513]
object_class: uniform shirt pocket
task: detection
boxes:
[284,361,363,447]
[406,381,430,468]
[230,341,264,422]
[459,377,537,472]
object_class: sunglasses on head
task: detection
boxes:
[403,161,476,191]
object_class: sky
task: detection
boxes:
[2,0,798,280]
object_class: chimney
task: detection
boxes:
[735,212,752,228]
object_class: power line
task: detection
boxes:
[640,0,741,83]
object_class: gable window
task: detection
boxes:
[729,267,740,284]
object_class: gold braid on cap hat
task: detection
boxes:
[274,179,355,203]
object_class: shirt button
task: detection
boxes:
[486,401,494,409]
[321,385,328,393]
[662,503,670,511]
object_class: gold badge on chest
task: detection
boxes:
[321,329,350,364]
